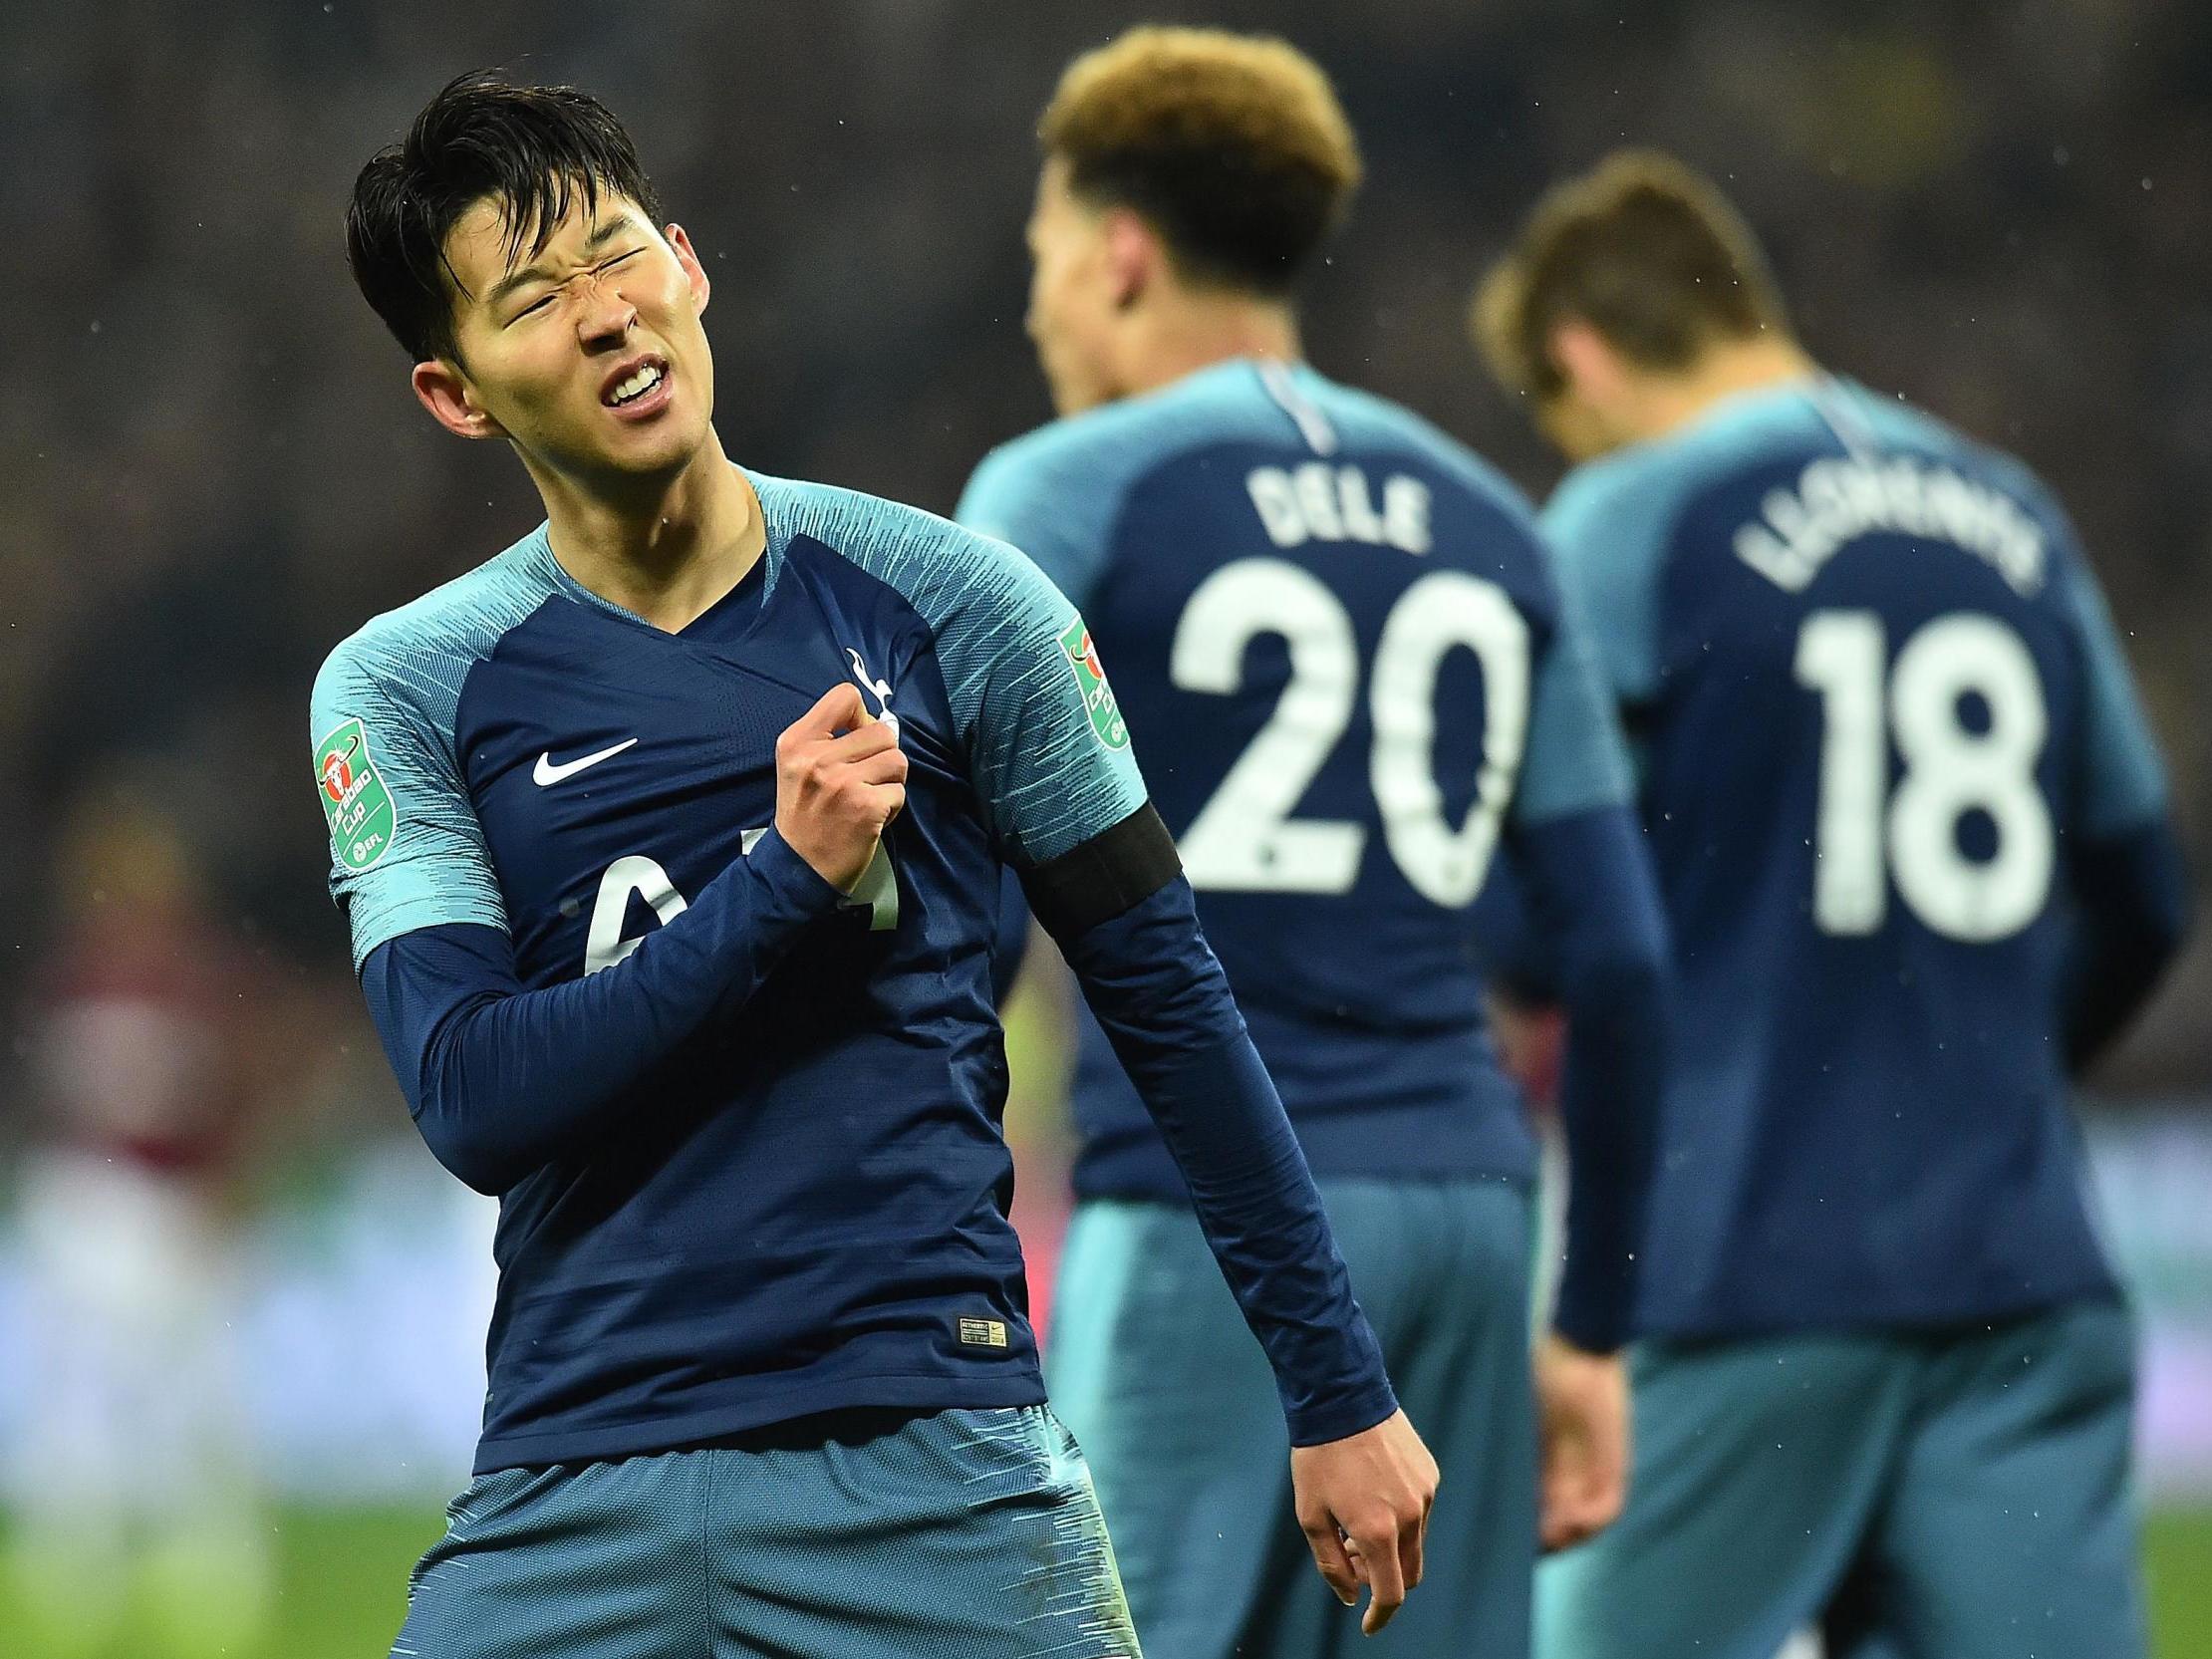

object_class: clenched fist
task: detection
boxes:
[1535,1332,1629,1552]
[775,683,908,893]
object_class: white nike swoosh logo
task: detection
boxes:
[533,738,639,786]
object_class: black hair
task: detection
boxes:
[346,71,665,362]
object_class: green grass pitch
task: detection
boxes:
[4,1505,2207,1655]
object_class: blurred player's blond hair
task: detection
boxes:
[1040,25,1361,295]
[1472,149,1792,400]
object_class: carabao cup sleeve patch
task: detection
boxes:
[1058,617,1130,750]
[316,717,400,871]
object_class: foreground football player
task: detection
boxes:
[315,72,1434,1659]
[1477,150,2187,1659]
[962,29,1669,1659]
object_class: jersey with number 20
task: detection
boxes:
[961,359,1633,1200]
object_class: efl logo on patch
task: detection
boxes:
[958,1317,1009,1350]
[1057,618,1129,751]
[316,717,398,871]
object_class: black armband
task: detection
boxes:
[1016,802,1181,939]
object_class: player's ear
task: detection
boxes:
[666,222,710,315]
[412,358,507,442]
[1101,208,1154,313]
[1548,319,1625,406]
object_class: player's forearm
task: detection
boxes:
[1108,1017,1398,1446]
[362,829,841,1193]
[2064,817,2190,1074]
[1030,818,1396,1446]
[1514,806,1672,1353]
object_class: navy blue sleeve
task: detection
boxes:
[2064,819,2190,1073]
[360,829,843,1195]
[1041,858,1397,1446]
[1466,863,1560,1003]
[990,865,1034,1008]
[1507,803,1672,1353]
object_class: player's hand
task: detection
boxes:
[1535,1331,1629,1552]
[774,683,907,893]
[1288,1408,1438,1635]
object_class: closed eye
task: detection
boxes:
[505,249,644,325]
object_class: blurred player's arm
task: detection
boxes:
[1510,604,1672,1358]
[2065,829,2187,1070]
[1507,598,1671,1554]
[943,524,1433,1630]
[1524,470,1678,1550]
[314,652,865,1195]
[1509,807,1666,1552]
[2054,543,2190,1072]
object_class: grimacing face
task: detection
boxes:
[1024,158,1122,416]
[419,193,715,487]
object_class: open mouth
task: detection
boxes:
[602,356,671,412]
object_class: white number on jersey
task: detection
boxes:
[1796,610,2053,942]
[1171,558,1530,906]
[583,835,897,974]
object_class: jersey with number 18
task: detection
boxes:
[1542,376,2171,1338]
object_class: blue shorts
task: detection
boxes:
[391,1405,1139,1659]
[1047,1177,1537,1659]
[1536,1298,2148,1659]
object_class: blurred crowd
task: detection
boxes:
[4,0,2208,1188]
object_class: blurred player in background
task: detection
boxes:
[4,797,272,1659]
[1476,150,2190,1659]
[322,72,1435,1659]
[960,30,1670,1659]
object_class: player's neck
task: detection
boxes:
[530,431,766,633]
[1117,289,1301,400]
[1633,338,1818,443]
